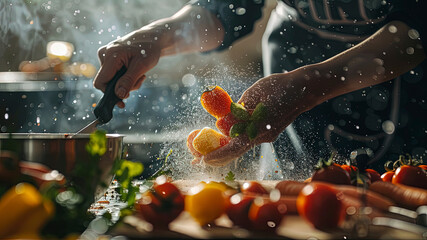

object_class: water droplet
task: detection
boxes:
[408,29,420,39]
[236,7,246,15]
[382,120,395,134]
[406,47,414,55]
[388,25,397,33]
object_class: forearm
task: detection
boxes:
[303,21,425,106]
[129,5,224,57]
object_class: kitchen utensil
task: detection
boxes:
[0,133,123,198]
[70,66,127,136]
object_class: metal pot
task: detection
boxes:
[0,133,123,197]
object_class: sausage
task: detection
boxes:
[336,185,395,212]
[369,181,427,209]
[275,181,306,196]
[276,196,298,214]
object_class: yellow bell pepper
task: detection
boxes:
[0,183,55,239]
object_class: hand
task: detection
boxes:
[202,71,319,166]
[93,29,163,108]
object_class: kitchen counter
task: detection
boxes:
[106,180,425,240]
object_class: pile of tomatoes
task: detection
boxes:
[380,155,427,189]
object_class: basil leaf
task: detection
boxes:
[230,122,247,138]
[250,102,268,123]
[246,121,258,140]
[231,102,250,121]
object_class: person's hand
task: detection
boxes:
[201,71,320,166]
[93,29,163,108]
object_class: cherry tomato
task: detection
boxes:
[392,165,427,189]
[248,198,286,232]
[419,165,427,171]
[296,183,344,230]
[312,164,351,185]
[216,113,241,137]
[135,179,184,228]
[226,193,255,229]
[381,171,395,182]
[340,164,357,175]
[185,182,228,226]
[240,181,269,195]
[186,129,202,158]
[365,169,382,183]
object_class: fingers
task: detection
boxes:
[97,47,107,65]
[93,53,124,92]
[114,59,149,99]
[202,136,253,166]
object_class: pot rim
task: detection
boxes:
[0,133,123,139]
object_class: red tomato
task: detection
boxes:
[248,198,286,232]
[340,164,357,175]
[297,183,345,230]
[419,165,427,171]
[216,113,241,137]
[381,171,395,182]
[392,165,427,189]
[240,181,269,195]
[226,193,255,229]
[311,165,351,185]
[365,169,382,183]
[135,180,185,228]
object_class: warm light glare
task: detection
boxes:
[47,41,74,62]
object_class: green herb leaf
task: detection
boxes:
[85,130,107,156]
[246,121,257,140]
[250,102,268,123]
[225,171,235,182]
[231,102,250,121]
[230,122,247,138]
[115,160,144,189]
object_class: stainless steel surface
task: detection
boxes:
[0,133,123,196]
[70,119,100,138]
[0,71,93,92]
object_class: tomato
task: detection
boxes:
[419,165,427,171]
[311,164,351,185]
[296,183,344,230]
[226,193,255,229]
[381,171,395,182]
[186,129,202,158]
[191,127,230,155]
[135,178,184,228]
[392,165,427,189]
[365,169,382,183]
[185,182,228,225]
[216,113,241,137]
[340,164,357,175]
[248,198,286,232]
[200,86,233,119]
[240,181,269,195]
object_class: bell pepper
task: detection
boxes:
[0,183,54,239]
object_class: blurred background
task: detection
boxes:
[0,0,277,178]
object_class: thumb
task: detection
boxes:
[203,136,252,166]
